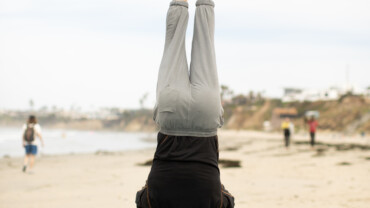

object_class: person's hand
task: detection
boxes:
[41,142,45,148]
[22,142,26,147]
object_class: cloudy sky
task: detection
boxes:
[0,0,369,110]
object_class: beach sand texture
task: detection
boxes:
[1,130,370,208]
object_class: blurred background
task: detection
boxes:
[0,0,369,208]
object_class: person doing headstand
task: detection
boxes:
[136,0,234,207]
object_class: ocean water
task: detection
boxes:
[0,127,157,157]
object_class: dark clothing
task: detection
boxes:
[25,144,37,155]
[283,129,290,147]
[310,132,316,147]
[136,132,234,208]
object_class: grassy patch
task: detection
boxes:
[138,159,153,166]
[219,159,241,168]
[337,162,351,166]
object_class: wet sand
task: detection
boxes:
[1,130,370,208]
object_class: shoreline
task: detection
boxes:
[2,129,369,159]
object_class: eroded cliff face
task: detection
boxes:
[0,109,158,132]
[48,115,158,132]
[225,100,272,130]
[224,96,370,133]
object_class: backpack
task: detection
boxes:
[24,125,35,143]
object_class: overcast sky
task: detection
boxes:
[0,0,369,110]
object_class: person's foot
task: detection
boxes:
[22,165,27,173]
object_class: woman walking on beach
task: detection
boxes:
[22,115,44,173]
[136,0,234,207]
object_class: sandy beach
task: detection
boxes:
[1,130,370,208]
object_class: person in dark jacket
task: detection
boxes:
[136,1,234,207]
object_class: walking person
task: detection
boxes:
[22,115,44,173]
[136,0,234,207]
[281,117,293,148]
[306,116,318,148]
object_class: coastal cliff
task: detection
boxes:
[1,96,369,134]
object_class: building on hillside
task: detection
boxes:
[282,84,367,103]
[270,108,298,130]
[282,88,303,102]
[282,87,342,102]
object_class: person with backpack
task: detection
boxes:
[136,1,234,207]
[22,115,44,173]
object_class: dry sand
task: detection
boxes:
[1,130,370,208]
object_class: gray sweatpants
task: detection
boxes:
[154,0,223,137]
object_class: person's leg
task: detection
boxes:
[187,0,223,132]
[312,132,315,146]
[284,131,286,147]
[284,135,287,147]
[29,155,35,170]
[190,0,219,89]
[23,155,29,172]
[156,0,190,96]
[310,132,315,147]
[28,145,37,172]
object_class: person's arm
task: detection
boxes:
[22,136,26,147]
[35,125,45,147]
[37,132,45,147]
[290,123,295,134]
[22,125,26,147]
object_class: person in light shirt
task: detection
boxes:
[22,115,44,173]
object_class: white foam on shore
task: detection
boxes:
[0,127,157,157]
